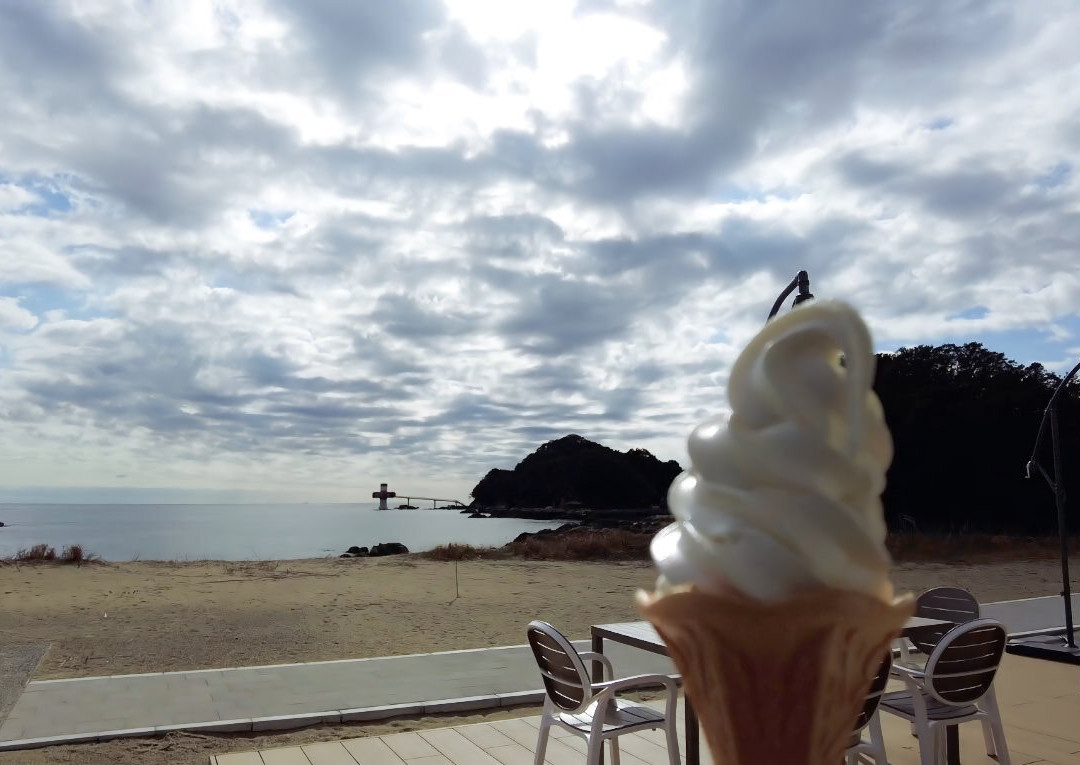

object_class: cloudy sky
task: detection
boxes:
[1,0,1078,504]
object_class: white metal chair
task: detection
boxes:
[526,621,680,765]
[846,651,893,765]
[881,618,1010,765]
[898,586,981,666]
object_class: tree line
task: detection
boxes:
[876,342,1079,534]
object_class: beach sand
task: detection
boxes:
[1,553,1077,763]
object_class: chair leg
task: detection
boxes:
[924,721,941,765]
[868,713,888,765]
[984,687,1011,765]
[608,737,621,765]
[664,719,681,765]
[533,718,551,765]
[981,719,996,757]
[990,721,1011,765]
[586,734,604,765]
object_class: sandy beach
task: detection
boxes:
[0,554,1074,679]
[1,552,1078,764]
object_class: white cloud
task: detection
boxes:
[0,0,1078,501]
[0,297,38,331]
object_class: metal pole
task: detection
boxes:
[1050,405,1076,647]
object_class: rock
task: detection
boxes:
[0,521,5,527]
[468,512,488,518]
[339,553,354,558]
[396,504,418,510]
[346,546,369,556]
[509,523,586,545]
[469,434,682,511]
[369,542,409,556]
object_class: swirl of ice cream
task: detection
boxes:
[652,300,894,603]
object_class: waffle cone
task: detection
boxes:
[637,586,913,765]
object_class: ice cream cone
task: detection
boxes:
[637,585,914,765]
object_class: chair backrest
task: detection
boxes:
[911,587,981,654]
[853,650,893,734]
[924,618,1006,706]
[526,621,592,714]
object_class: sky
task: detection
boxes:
[1,0,1079,504]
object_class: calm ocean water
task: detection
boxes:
[0,502,561,561]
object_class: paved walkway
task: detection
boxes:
[0,641,674,750]
[0,594,1076,752]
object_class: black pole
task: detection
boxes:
[1026,360,1080,649]
[1050,405,1076,647]
[767,270,813,321]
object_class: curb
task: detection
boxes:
[0,690,548,752]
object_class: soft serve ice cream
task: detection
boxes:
[650,300,894,603]
[637,299,910,765]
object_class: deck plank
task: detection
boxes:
[381,732,440,760]
[215,754,265,765]
[419,727,503,765]
[401,756,452,765]
[340,737,408,765]
[484,742,537,765]
[261,746,314,765]
[302,740,361,765]
[453,722,516,750]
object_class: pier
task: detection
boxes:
[371,483,466,510]
[395,496,467,509]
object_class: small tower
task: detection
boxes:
[372,482,396,511]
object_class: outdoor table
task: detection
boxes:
[592,615,957,765]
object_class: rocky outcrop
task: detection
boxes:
[509,516,669,546]
[468,512,488,518]
[469,435,680,514]
[341,542,409,557]
[369,542,409,556]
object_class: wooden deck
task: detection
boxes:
[212,654,1080,764]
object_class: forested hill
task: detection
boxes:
[469,343,1079,533]
[876,342,1079,533]
[469,435,681,511]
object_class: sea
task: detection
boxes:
[0,502,561,561]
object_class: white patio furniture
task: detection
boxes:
[881,618,1010,765]
[526,620,680,765]
[898,586,981,666]
[846,650,893,765]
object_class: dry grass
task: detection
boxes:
[2,543,100,566]
[422,543,506,561]
[13,543,57,562]
[421,530,652,561]
[421,530,1074,564]
[506,528,652,560]
[887,532,1069,562]
[223,560,281,575]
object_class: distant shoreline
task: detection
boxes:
[4,531,1080,565]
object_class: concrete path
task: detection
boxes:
[983,593,1080,635]
[0,641,674,751]
[0,594,1076,752]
